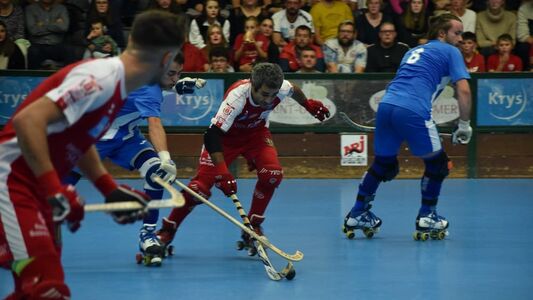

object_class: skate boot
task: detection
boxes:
[136,224,164,266]
[236,214,264,256]
[343,205,382,239]
[156,217,177,257]
[413,211,449,241]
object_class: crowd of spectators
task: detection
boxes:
[0,0,531,72]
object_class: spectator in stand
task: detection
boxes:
[310,0,353,45]
[365,22,409,72]
[487,33,523,71]
[389,0,428,15]
[475,0,516,57]
[87,0,125,49]
[84,20,119,58]
[432,0,451,15]
[201,23,233,64]
[0,20,24,69]
[207,46,235,72]
[25,0,69,70]
[228,0,268,45]
[149,0,183,15]
[395,0,429,47]
[295,46,321,72]
[189,0,231,50]
[449,0,475,33]
[271,0,314,48]
[233,16,269,71]
[323,20,366,73]
[356,0,393,46]
[460,31,486,72]
[183,37,209,71]
[0,0,24,41]
[259,17,280,64]
[516,0,533,71]
[280,24,325,71]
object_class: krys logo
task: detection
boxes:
[487,85,527,120]
[175,94,214,121]
[0,78,41,123]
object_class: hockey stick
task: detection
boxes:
[339,112,452,137]
[174,179,304,262]
[85,177,185,212]
[230,194,296,281]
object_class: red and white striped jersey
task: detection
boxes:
[0,57,127,179]
[211,79,293,136]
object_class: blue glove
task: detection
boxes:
[174,77,206,95]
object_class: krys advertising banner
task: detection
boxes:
[477,78,533,126]
[0,76,46,125]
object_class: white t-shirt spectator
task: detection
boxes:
[323,38,367,73]
[272,9,314,41]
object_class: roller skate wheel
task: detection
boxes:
[236,241,245,251]
[135,253,143,264]
[363,228,374,238]
[421,232,429,241]
[285,267,296,281]
[143,255,162,267]
[437,231,446,240]
[342,226,347,234]
[346,230,355,239]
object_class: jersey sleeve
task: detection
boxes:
[131,85,163,118]
[45,64,119,126]
[448,46,470,83]
[277,80,294,100]
[211,85,247,132]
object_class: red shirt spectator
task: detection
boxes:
[280,42,324,72]
[487,54,523,72]
[464,53,486,73]
[233,32,269,66]
[183,41,208,72]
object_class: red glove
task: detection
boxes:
[38,171,84,233]
[212,163,237,196]
[95,174,150,224]
[303,99,330,121]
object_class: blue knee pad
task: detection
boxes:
[421,151,450,201]
[134,150,164,224]
[358,155,399,197]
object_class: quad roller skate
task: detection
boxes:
[413,211,449,241]
[342,207,382,239]
[236,214,264,256]
[156,217,178,257]
[136,225,164,266]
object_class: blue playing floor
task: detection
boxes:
[1,178,533,299]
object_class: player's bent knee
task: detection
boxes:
[369,156,399,182]
[257,166,283,188]
[186,180,212,204]
[423,151,451,182]
[25,280,70,300]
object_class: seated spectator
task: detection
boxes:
[233,16,269,72]
[295,46,321,72]
[189,0,231,50]
[515,1,533,71]
[260,17,280,64]
[149,0,183,15]
[25,0,69,69]
[84,20,119,58]
[272,0,314,48]
[389,0,428,15]
[460,31,485,72]
[0,0,25,41]
[487,34,523,72]
[449,0,475,33]
[184,38,209,71]
[280,25,324,72]
[395,0,429,47]
[0,20,24,69]
[432,0,450,15]
[476,0,516,57]
[86,0,125,49]
[228,0,268,45]
[323,20,366,73]
[201,23,232,64]
[207,46,235,72]
[310,0,353,45]
[365,22,409,72]
[356,0,393,46]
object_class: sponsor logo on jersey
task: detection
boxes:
[57,76,103,109]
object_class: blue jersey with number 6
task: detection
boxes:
[380,40,470,119]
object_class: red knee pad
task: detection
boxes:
[25,280,70,300]
[187,180,212,202]
[257,166,283,189]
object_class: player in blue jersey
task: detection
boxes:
[343,14,473,241]
[63,52,206,265]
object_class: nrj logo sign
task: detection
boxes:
[487,87,528,120]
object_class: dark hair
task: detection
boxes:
[251,63,284,90]
[130,10,184,49]
[427,13,461,40]
[298,46,316,57]
[295,25,312,35]
[461,31,477,42]
[337,20,355,33]
[209,46,230,61]
[497,33,514,44]
[0,20,16,57]
[174,51,184,64]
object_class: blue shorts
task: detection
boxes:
[96,133,154,170]
[374,103,442,157]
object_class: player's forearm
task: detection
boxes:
[77,145,109,182]
[148,117,168,153]
[455,80,472,121]
[290,84,308,106]
[13,115,54,177]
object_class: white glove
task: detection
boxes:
[452,119,472,145]
[156,151,177,184]
[174,77,206,94]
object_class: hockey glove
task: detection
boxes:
[452,119,472,145]
[174,77,207,95]
[156,151,177,184]
[105,185,150,224]
[303,99,330,121]
[213,163,237,196]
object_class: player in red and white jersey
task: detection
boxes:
[0,11,183,299]
[156,63,330,254]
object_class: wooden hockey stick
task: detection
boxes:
[174,179,304,262]
[339,112,452,137]
[230,194,295,281]
[85,177,185,212]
